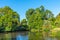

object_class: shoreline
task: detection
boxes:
[0,30,29,33]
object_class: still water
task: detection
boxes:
[0,31,60,40]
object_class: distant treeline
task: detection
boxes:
[0,5,60,32]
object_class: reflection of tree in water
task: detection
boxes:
[4,33,12,40]
[19,31,28,36]
[0,32,29,40]
[0,33,4,40]
[56,37,60,40]
[29,32,44,40]
[0,33,12,40]
[0,32,16,40]
[29,32,60,40]
[0,32,60,40]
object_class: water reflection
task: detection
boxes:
[0,32,28,40]
[0,32,60,40]
[29,32,60,40]
[29,32,44,40]
[16,32,28,40]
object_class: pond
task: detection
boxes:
[0,31,60,40]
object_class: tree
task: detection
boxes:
[26,6,44,31]
[26,5,54,32]
[20,19,28,30]
[26,8,35,20]
[0,6,20,31]
[55,13,60,27]
[45,10,53,19]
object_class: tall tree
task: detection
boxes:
[26,6,44,31]
[0,6,20,31]
[26,5,54,32]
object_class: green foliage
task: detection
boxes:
[0,5,60,33]
[0,6,20,31]
[51,30,60,37]
[26,5,54,32]
[20,19,28,30]
[55,13,60,27]
[56,31,60,37]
